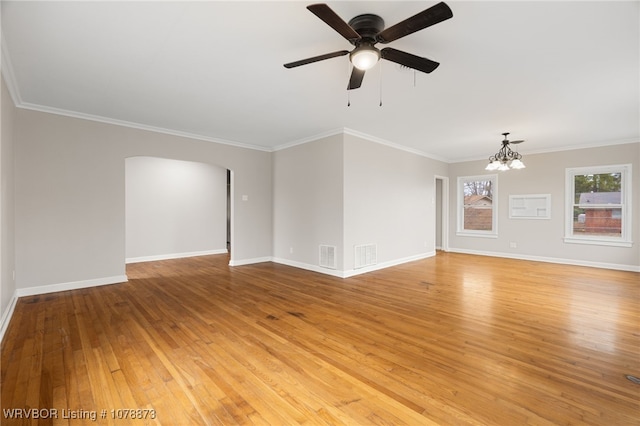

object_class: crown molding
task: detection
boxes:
[1,36,271,153]
[16,101,272,152]
[449,137,640,164]
[272,128,345,152]
[342,128,449,162]
[273,127,451,163]
[3,31,635,161]
[1,32,23,107]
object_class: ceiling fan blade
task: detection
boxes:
[509,140,525,144]
[284,50,350,68]
[347,67,365,90]
[376,2,453,44]
[307,4,361,43]
[381,48,439,73]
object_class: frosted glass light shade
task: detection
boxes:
[485,161,499,171]
[510,159,526,169]
[351,47,380,70]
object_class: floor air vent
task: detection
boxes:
[319,245,337,269]
[354,244,377,269]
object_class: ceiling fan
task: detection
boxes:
[284,2,453,90]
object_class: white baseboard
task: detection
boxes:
[126,249,228,264]
[343,251,436,278]
[272,251,437,279]
[228,256,273,266]
[0,291,19,344]
[272,257,346,278]
[1,274,127,345]
[15,275,129,298]
[447,248,640,272]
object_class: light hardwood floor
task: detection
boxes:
[1,253,639,425]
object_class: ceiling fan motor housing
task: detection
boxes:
[348,14,385,42]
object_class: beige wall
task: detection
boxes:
[448,143,640,270]
[272,134,344,273]
[1,76,16,328]
[13,108,273,290]
[3,73,638,304]
[343,133,448,272]
[273,132,450,276]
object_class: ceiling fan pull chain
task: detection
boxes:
[347,60,351,106]
[379,61,383,107]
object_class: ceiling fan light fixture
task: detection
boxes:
[350,45,380,70]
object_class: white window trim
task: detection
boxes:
[564,164,632,248]
[457,174,498,238]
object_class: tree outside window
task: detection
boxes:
[565,165,632,247]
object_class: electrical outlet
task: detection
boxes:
[509,242,517,248]
[289,247,294,254]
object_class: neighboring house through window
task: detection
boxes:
[457,175,497,238]
[565,164,632,247]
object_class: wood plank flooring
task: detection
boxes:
[1,252,639,425]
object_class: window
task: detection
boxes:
[565,164,632,247]
[457,175,497,237]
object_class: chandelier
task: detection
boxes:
[485,132,526,171]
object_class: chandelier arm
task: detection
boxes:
[486,132,526,170]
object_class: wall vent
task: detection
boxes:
[319,245,337,269]
[354,244,377,269]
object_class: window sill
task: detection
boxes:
[563,237,633,248]
[457,232,498,239]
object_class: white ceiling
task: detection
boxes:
[2,1,638,161]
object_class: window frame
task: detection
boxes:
[457,174,498,238]
[564,164,632,247]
